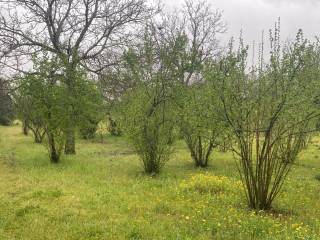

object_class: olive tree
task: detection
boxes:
[209,29,319,210]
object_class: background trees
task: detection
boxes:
[160,0,226,86]
[15,54,104,163]
[0,78,14,126]
[0,0,154,154]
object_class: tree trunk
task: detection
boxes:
[186,136,212,168]
[64,63,77,155]
[64,128,76,154]
[33,128,45,144]
[35,134,42,143]
[22,120,29,135]
[48,132,59,163]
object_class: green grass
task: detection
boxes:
[0,125,319,239]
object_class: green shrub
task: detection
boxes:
[119,87,175,175]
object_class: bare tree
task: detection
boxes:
[159,0,226,85]
[100,0,226,100]
[0,0,154,153]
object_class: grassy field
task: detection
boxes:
[0,125,319,240]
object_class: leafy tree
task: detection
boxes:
[0,0,154,154]
[17,56,67,162]
[116,25,181,175]
[176,83,228,168]
[16,55,104,162]
[0,78,14,126]
[119,88,174,175]
[209,28,319,210]
[159,0,228,168]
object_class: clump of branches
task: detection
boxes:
[116,24,181,175]
[14,87,46,143]
[210,26,320,210]
[161,0,228,168]
[176,84,228,168]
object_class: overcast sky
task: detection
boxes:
[163,0,320,47]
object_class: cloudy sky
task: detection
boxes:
[163,0,320,47]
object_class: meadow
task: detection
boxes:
[0,125,319,240]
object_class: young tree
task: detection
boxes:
[209,29,319,210]
[17,56,67,162]
[163,0,227,168]
[14,83,46,143]
[116,25,182,175]
[176,83,228,168]
[0,0,154,154]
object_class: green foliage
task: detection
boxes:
[107,116,122,136]
[15,54,104,162]
[115,25,181,175]
[17,56,68,162]
[118,86,175,175]
[78,82,105,140]
[0,79,14,126]
[176,83,228,168]
[208,28,320,210]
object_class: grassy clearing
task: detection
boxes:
[0,125,319,240]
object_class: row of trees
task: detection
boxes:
[1,0,319,211]
[14,55,104,162]
[0,0,155,154]
[111,23,320,210]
